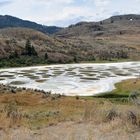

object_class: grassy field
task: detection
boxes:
[0,57,132,68]
[0,79,140,139]
[78,79,139,103]
[0,79,140,128]
[80,58,133,64]
[92,78,140,103]
[107,78,140,96]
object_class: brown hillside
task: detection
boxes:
[55,14,140,60]
[0,14,140,65]
[0,28,73,63]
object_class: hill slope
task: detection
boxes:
[0,15,62,34]
[55,14,140,61]
[56,14,140,37]
[0,27,75,67]
[0,14,140,67]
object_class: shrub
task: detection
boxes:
[3,101,22,127]
[105,109,118,121]
[127,111,137,125]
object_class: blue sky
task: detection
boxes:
[0,0,140,27]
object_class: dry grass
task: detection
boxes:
[0,79,140,139]
[0,91,139,128]
[116,78,140,96]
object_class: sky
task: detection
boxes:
[0,0,140,27]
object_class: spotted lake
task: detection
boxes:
[0,62,140,96]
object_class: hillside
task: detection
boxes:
[0,14,140,67]
[0,15,62,34]
[0,27,75,67]
[56,14,140,37]
[55,14,140,61]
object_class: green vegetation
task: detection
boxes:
[9,50,19,59]
[0,80,140,130]
[1,14,140,69]
[24,39,38,56]
[79,79,140,105]
[0,56,131,68]
[10,81,26,85]
[101,79,140,96]
[0,39,49,68]
[44,52,48,60]
[0,79,140,139]
[0,56,48,68]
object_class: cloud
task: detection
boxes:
[0,0,140,26]
[112,11,120,16]
[0,0,12,7]
[94,0,111,6]
[33,0,75,5]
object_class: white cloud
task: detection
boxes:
[33,0,75,5]
[94,0,111,6]
[0,0,12,7]
[0,0,140,26]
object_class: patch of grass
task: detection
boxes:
[21,70,35,73]
[27,75,40,80]
[79,79,140,104]
[0,56,48,68]
[36,72,46,75]
[80,77,99,81]
[22,73,33,77]
[110,79,140,96]
[40,70,48,72]
[0,75,14,78]
[94,79,140,103]
[53,71,64,76]
[35,79,46,83]
[10,81,26,85]
[80,73,96,77]
[81,59,132,64]
[42,74,51,78]
[0,78,5,81]
[66,72,76,75]
[114,73,131,76]
[0,78,140,130]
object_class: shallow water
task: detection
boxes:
[0,62,140,96]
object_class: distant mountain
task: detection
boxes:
[0,15,62,34]
[54,14,140,61]
[55,14,140,37]
[105,14,140,21]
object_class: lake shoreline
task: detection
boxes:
[0,61,140,96]
[0,59,135,70]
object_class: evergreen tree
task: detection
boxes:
[31,46,38,56]
[25,39,31,56]
[25,39,37,56]
[74,56,78,63]
[44,52,48,59]
[9,50,19,59]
